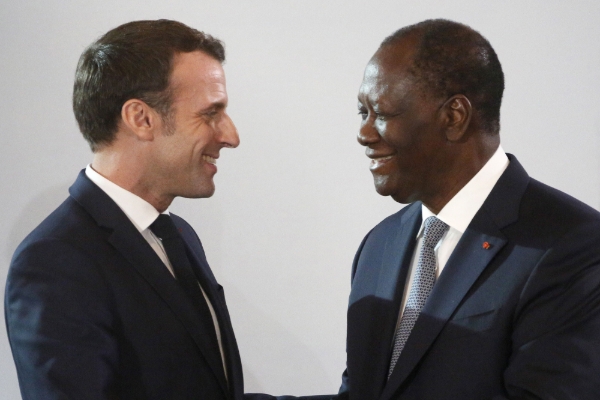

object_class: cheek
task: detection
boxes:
[157,137,196,170]
[173,130,206,159]
[379,122,412,149]
[374,119,386,135]
[191,126,215,148]
[382,118,437,152]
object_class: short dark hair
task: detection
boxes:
[73,19,225,151]
[381,19,504,134]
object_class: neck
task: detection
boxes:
[421,136,500,214]
[91,150,173,213]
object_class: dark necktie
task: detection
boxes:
[149,214,220,353]
[388,216,449,378]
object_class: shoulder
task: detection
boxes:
[525,178,599,220]
[517,178,600,243]
[503,154,598,226]
[483,156,599,248]
[14,196,97,257]
[508,178,600,308]
[9,194,116,290]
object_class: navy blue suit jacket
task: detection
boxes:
[338,155,600,399]
[5,171,244,399]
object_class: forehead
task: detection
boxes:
[358,40,420,106]
[169,51,227,103]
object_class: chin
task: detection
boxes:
[373,173,416,205]
[390,193,412,204]
[194,177,216,198]
[373,174,397,198]
[375,186,408,205]
[180,183,215,199]
[198,186,216,198]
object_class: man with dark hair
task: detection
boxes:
[72,19,227,152]
[340,19,600,399]
[5,19,243,399]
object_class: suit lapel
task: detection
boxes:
[381,155,530,400]
[382,214,507,400]
[186,247,243,400]
[347,203,421,399]
[175,215,244,399]
[69,171,230,397]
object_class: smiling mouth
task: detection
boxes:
[202,155,217,165]
[370,155,394,169]
[371,155,394,162]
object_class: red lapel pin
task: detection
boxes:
[482,241,491,250]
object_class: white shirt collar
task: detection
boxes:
[85,165,167,232]
[419,145,509,236]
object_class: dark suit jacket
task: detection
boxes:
[5,171,244,400]
[338,155,600,400]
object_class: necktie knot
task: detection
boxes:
[422,216,449,248]
[150,214,179,240]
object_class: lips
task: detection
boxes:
[202,155,217,165]
[369,154,394,171]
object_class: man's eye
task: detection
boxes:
[375,113,386,121]
[375,111,398,121]
[358,110,368,120]
[202,111,219,120]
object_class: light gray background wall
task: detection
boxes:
[1,0,599,398]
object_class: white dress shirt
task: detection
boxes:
[397,146,510,320]
[85,165,228,379]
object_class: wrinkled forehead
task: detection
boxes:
[358,46,417,105]
[359,60,385,96]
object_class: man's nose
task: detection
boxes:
[357,117,379,147]
[219,113,240,148]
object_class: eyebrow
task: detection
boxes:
[197,102,227,115]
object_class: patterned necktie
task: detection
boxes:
[388,216,449,378]
[150,214,220,352]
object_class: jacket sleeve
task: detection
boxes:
[5,238,119,400]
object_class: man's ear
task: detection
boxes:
[121,99,159,141]
[442,95,472,142]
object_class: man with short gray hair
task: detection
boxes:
[340,19,600,399]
